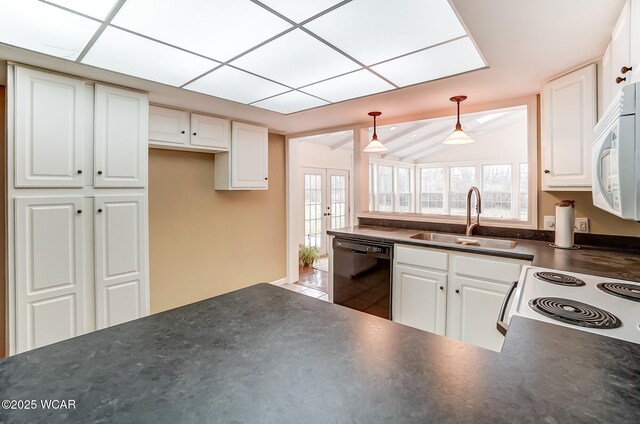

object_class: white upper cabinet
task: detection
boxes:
[149,105,230,152]
[149,105,189,147]
[14,67,84,187]
[611,0,633,95]
[14,196,87,353]
[541,63,596,191]
[190,113,230,150]
[94,84,148,188]
[215,121,269,190]
[94,194,148,329]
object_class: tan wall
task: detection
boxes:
[148,133,286,313]
[1,86,6,357]
[535,95,640,236]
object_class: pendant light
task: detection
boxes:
[443,96,474,145]
[363,111,387,152]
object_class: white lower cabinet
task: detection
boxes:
[94,195,148,329]
[393,244,530,352]
[14,196,87,352]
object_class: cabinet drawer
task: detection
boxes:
[395,245,448,271]
[453,255,524,283]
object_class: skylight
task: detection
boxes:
[0,0,487,115]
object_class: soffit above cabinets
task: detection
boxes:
[0,0,486,114]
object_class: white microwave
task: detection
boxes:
[592,82,639,220]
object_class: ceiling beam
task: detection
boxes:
[383,127,452,159]
[410,144,449,163]
[330,135,354,150]
[376,122,430,148]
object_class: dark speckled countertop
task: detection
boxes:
[1,284,639,423]
[328,225,640,282]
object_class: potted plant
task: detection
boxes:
[299,244,319,268]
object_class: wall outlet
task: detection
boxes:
[575,218,589,233]
[544,216,556,230]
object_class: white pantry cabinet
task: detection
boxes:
[392,244,530,352]
[7,65,150,355]
[94,195,148,329]
[94,84,148,188]
[149,105,230,152]
[14,196,87,352]
[215,121,269,190]
[14,66,84,188]
[541,64,596,191]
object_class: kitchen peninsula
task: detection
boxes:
[1,284,638,423]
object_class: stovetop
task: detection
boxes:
[509,266,640,343]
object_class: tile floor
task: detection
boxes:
[280,283,329,301]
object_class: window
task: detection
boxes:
[449,166,476,215]
[482,164,512,218]
[368,163,375,211]
[377,165,393,211]
[397,167,412,212]
[419,167,444,213]
[303,173,322,248]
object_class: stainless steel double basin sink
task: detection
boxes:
[409,232,518,249]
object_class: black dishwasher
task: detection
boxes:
[333,237,392,319]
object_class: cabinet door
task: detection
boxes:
[541,64,596,190]
[231,122,268,189]
[611,0,631,96]
[15,67,84,187]
[15,196,86,353]
[149,105,189,146]
[94,84,148,188]
[191,113,230,150]
[446,276,511,352]
[393,264,447,336]
[94,195,149,329]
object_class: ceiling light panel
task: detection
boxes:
[82,26,219,86]
[301,69,394,103]
[256,0,345,23]
[0,0,100,60]
[111,0,292,62]
[305,0,467,65]
[232,29,360,88]
[44,0,118,20]
[371,37,485,87]
[252,91,329,114]
[185,66,289,104]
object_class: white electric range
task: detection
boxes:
[502,266,640,344]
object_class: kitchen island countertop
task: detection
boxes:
[1,283,639,423]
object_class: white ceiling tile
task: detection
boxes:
[111,0,291,61]
[257,0,344,23]
[371,37,485,87]
[301,69,394,103]
[185,66,289,104]
[82,26,219,86]
[45,0,118,20]
[305,0,467,65]
[232,29,360,88]
[252,91,329,114]
[0,0,100,60]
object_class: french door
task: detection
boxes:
[303,168,349,256]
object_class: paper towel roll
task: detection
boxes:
[555,200,576,248]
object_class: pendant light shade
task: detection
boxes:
[363,111,387,152]
[443,96,474,145]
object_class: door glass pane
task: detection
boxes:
[482,164,512,218]
[304,173,323,248]
[330,174,347,230]
[397,167,411,212]
[368,163,375,211]
[378,165,393,211]
[450,166,476,215]
[420,167,444,213]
